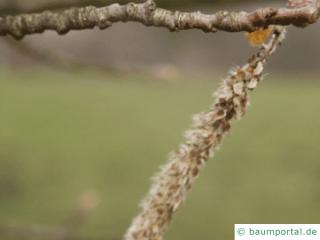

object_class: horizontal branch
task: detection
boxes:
[0,0,110,15]
[0,0,319,39]
[0,0,223,15]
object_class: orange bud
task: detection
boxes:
[245,28,273,47]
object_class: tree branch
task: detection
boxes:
[0,0,110,15]
[0,0,319,40]
[0,0,232,16]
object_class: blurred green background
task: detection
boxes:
[0,0,320,239]
[0,69,319,240]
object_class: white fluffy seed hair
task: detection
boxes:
[124,27,287,240]
[287,0,316,8]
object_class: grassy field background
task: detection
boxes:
[0,69,319,240]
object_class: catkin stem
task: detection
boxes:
[124,27,287,240]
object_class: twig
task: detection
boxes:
[2,36,124,74]
[0,0,318,40]
[0,0,111,15]
[124,26,287,240]
[0,0,208,15]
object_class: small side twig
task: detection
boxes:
[124,26,287,240]
[2,37,124,74]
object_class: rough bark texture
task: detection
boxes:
[0,0,110,15]
[124,26,287,240]
[0,0,319,39]
[0,0,237,15]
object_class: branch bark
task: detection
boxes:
[0,0,110,15]
[0,0,228,15]
[0,0,319,40]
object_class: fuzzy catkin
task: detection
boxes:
[125,27,287,240]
